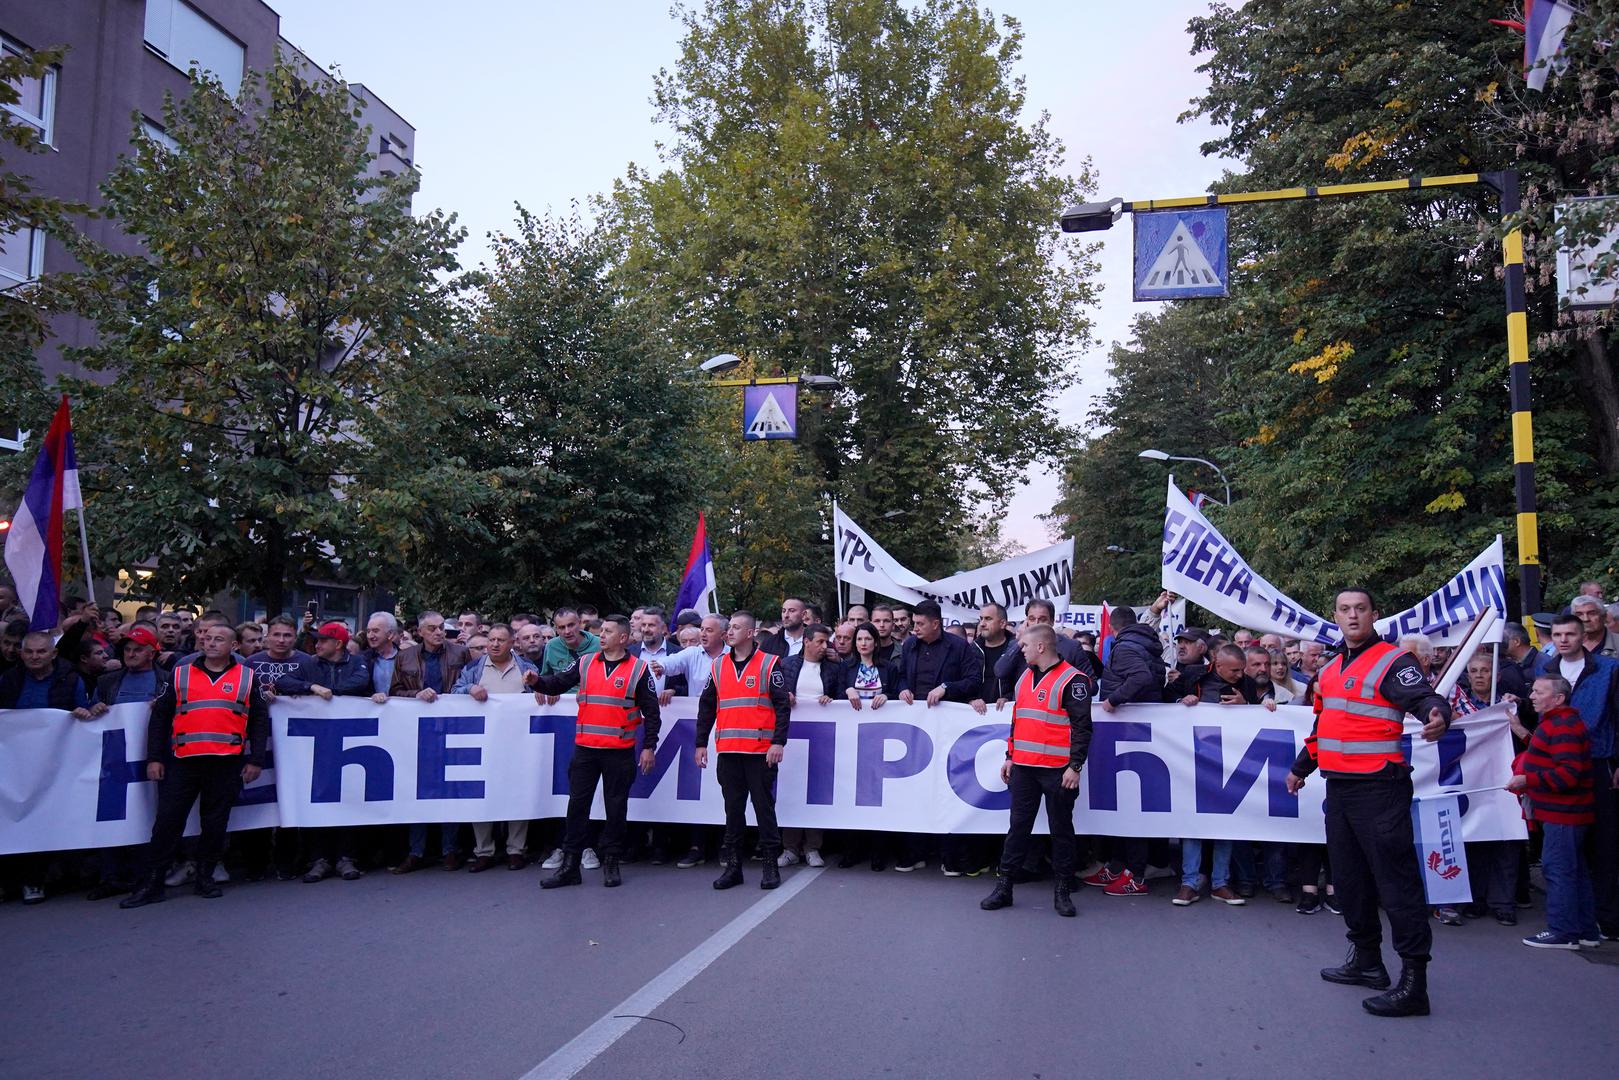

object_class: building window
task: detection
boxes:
[140,116,179,152]
[2,35,57,146]
[143,0,245,98]
[0,225,44,286]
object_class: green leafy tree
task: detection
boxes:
[404,209,705,616]
[55,60,470,613]
[1059,1,1617,615]
[610,0,1097,578]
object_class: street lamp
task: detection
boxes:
[1139,448,1232,507]
[1104,544,1135,554]
[700,353,742,374]
[1059,198,1123,233]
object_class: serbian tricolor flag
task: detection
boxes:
[1098,602,1114,665]
[672,512,718,617]
[1497,0,1578,91]
[4,396,83,631]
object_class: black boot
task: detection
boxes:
[602,857,622,888]
[1362,961,1430,1017]
[713,850,743,890]
[1054,878,1076,918]
[761,858,781,890]
[194,862,223,900]
[1320,944,1391,989]
[980,874,1014,911]
[540,853,582,890]
[119,871,167,909]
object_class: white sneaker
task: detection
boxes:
[581,848,601,870]
[541,848,564,870]
[941,865,963,878]
[22,884,45,904]
[805,849,825,868]
[894,859,925,873]
[165,861,196,887]
[778,850,800,867]
[211,863,231,884]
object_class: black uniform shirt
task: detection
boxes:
[694,645,791,748]
[533,653,662,753]
[1291,639,1451,781]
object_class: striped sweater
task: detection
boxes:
[1521,705,1595,825]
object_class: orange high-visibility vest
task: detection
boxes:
[574,653,648,749]
[712,649,778,754]
[172,662,252,758]
[1010,661,1080,768]
[1308,641,1407,774]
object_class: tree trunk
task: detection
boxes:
[1574,334,1619,476]
[260,518,288,618]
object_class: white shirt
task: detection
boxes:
[636,639,675,693]
[781,629,805,656]
[795,659,825,699]
[661,644,729,696]
[1560,654,1587,687]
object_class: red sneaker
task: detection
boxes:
[1082,866,1118,888]
[1103,870,1148,896]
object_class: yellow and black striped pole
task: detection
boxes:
[1113,170,1542,620]
[1492,170,1542,624]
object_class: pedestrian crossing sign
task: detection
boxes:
[742,383,798,441]
[1132,208,1228,300]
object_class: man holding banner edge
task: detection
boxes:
[1287,588,1450,1018]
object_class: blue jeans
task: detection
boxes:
[1182,838,1233,888]
[409,823,461,859]
[1542,822,1597,939]
[1231,841,1287,890]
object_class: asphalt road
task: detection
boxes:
[3,858,1615,1080]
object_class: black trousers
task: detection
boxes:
[1591,759,1618,932]
[999,764,1078,878]
[1324,774,1432,963]
[143,756,242,875]
[717,753,780,857]
[1289,843,1332,889]
[563,745,637,858]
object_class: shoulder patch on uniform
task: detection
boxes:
[1071,680,1089,701]
[770,671,784,687]
[1396,667,1422,687]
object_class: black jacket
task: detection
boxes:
[0,659,86,710]
[827,655,901,699]
[531,653,663,753]
[757,630,806,658]
[894,632,983,701]
[995,634,1097,700]
[1173,669,1264,704]
[1100,624,1168,707]
[779,653,836,699]
[146,656,272,766]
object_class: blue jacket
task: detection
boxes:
[450,653,539,694]
[893,632,982,702]
[275,652,373,697]
[1534,649,1619,760]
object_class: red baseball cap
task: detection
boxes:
[123,625,160,651]
[316,621,352,644]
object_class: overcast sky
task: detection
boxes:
[270,0,1229,555]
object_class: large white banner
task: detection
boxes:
[1161,479,1506,647]
[833,502,1074,624]
[0,699,1524,854]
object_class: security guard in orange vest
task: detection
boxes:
[695,610,791,890]
[980,624,1093,918]
[532,614,661,889]
[1286,588,1450,1017]
[122,623,269,908]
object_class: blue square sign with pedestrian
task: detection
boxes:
[742,383,798,440]
[1133,207,1228,300]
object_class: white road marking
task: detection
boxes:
[518,866,825,1080]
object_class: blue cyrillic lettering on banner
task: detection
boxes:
[631,718,701,801]
[1193,726,1298,817]
[96,729,148,822]
[855,722,932,806]
[1086,721,1171,812]
[787,721,837,805]
[529,714,575,795]
[417,716,485,800]
[947,724,1011,810]
[286,716,395,802]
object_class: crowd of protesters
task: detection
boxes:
[1,578,1615,951]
